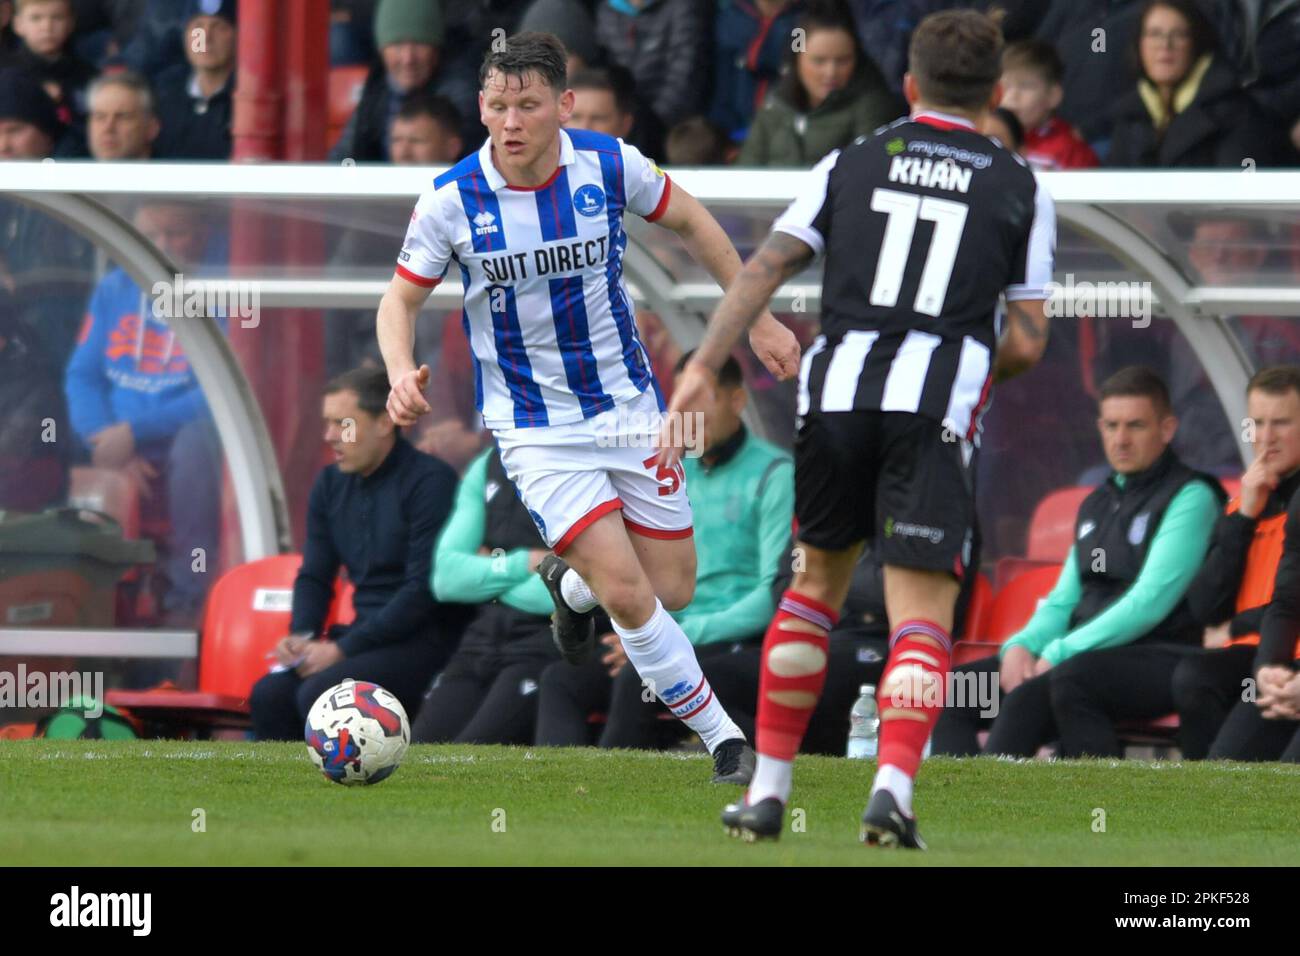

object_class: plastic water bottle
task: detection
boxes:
[847,684,879,758]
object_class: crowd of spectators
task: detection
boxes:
[1,0,1297,168]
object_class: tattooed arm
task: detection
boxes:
[658,230,814,467]
[993,297,1050,382]
[654,186,801,381]
[690,231,816,375]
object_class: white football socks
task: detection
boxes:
[747,754,793,806]
[559,568,599,613]
[612,598,741,752]
[871,763,914,817]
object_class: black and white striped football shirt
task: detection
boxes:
[775,110,1056,442]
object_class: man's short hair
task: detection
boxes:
[479,31,568,93]
[88,70,155,117]
[16,0,72,12]
[676,350,743,389]
[666,116,729,165]
[568,66,635,118]
[325,367,390,417]
[1248,365,1300,401]
[395,92,462,136]
[1001,38,1064,87]
[1099,365,1172,417]
[1167,210,1270,243]
[908,9,1003,111]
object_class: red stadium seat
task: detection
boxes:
[1220,476,1241,501]
[107,555,354,735]
[1116,712,1180,748]
[959,572,992,642]
[328,65,369,151]
[1026,486,1093,561]
[994,556,1062,592]
[952,564,1062,666]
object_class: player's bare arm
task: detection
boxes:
[377,272,435,426]
[652,184,801,382]
[993,296,1049,382]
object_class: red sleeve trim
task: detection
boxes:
[395,264,441,288]
[644,175,672,223]
[623,515,693,540]
[554,497,624,555]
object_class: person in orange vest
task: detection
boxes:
[1049,365,1300,758]
[1212,368,1300,761]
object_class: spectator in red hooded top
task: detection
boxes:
[999,39,1098,170]
[3,0,96,150]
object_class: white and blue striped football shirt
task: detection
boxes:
[396,128,673,431]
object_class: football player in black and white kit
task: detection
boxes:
[661,10,1056,847]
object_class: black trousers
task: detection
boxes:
[1170,644,1259,759]
[410,604,557,745]
[250,629,451,741]
[1209,657,1300,762]
[1048,642,1224,758]
[533,635,888,754]
[931,655,1056,758]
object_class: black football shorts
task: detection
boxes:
[793,409,975,578]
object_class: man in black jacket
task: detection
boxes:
[250,368,466,740]
[1049,366,1300,758]
[329,0,478,162]
[151,0,234,160]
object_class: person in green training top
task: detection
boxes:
[932,365,1226,757]
[410,441,560,745]
[534,352,794,749]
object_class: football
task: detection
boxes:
[304,679,410,785]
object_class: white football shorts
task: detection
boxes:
[495,386,693,554]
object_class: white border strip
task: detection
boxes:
[0,629,197,658]
[3,162,1300,205]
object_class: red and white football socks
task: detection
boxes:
[870,619,951,817]
[747,591,838,805]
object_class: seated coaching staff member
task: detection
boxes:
[1049,365,1300,758]
[932,366,1224,757]
[251,368,465,739]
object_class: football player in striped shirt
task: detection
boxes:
[664,10,1055,846]
[378,32,800,784]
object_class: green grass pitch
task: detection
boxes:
[3,741,1298,866]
